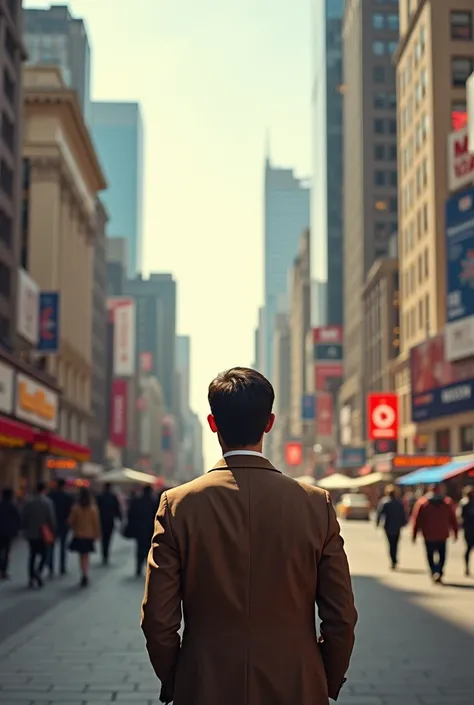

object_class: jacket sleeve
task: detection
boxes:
[375,499,385,526]
[47,498,56,532]
[449,501,459,538]
[141,491,182,702]
[411,499,423,538]
[316,492,357,701]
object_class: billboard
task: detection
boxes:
[314,363,344,392]
[140,351,153,374]
[314,343,343,362]
[17,268,39,346]
[447,127,474,193]
[285,441,303,467]
[367,393,398,441]
[38,292,60,352]
[410,333,474,421]
[109,378,128,447]
[337,446,367,469]
[313,326,343,344]
[301,394,316,421]
[15,373,58,431]
[445,187,474,361]
[108,297,136,377]
[316,393,334,437]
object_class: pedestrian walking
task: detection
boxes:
[68,487,100,587]
[459,485,474,576]
[47,479,74,576]
[376,484,407,570]
[125,485,159,577]
[21,482,56,589]
[96,482,122,565]
[141,367,357,705]
[0,488,21,580]
[411,483,458,584]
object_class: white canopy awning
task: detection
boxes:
[351,472,384,488]
[96,468,156,486]
[295,475,317,486]
[317,473,357,490]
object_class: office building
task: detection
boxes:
[176,335,191,414]
[24,4,91,122]
[311,280,327,327]
[22,66,106,461]
[0,0,25,349]
[311,0,344,325]
[340,0,399,443]
[395,0,474,454]
[264,155,310,379]
[90,102,144,275]
[89,199,108,464]
[106,236,127,295]
[289,230,312,440]
[268,311,291,471]
[124,274,176,413]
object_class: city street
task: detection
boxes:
[0,523,473,705]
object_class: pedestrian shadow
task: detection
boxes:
[442,581,474,589]
[394,567,427,575]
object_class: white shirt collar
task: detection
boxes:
[223,450,265,458]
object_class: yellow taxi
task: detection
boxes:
[336,492,371,521]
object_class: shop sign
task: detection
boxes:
[15,373,58,431]
[447,127,474,193]
[367,393,398,441]
[0,361,14,414]
[392,455,451,470]
[337,446,367,468]
[285,441,303,467]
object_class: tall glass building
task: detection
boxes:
[90,102,144,276]
[311,0,344,325]
[264,158,310,378]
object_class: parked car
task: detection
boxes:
[336,493,371,521]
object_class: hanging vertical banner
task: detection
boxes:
[285,441,303,467]
[109,378,128,448]
[316,393,334,437]
[301,394,316,421]
[38,292,60,352]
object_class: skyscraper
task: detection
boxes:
[90,102,144,276]
[264,156,310,379]
[340,0,399,443]
[24,4,91,122]
[311,0,344,325]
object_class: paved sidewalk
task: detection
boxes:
[0,522,472,704]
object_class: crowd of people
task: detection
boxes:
[0,479,165,588]
[376,482,474,581]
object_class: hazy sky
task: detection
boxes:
[24,0,312,467]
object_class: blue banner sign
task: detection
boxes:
[337,447,367,468]
[411,378,474,422]
[313,343,343,362]
[301,394,316,421]
[38,292,60,352]
[446,187,474,326]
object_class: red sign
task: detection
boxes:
[140,352,153,373]
[313,325,343,344]
[314,363,343,392]
[285,441,303,467]
[367,393,398,441]
[447,127,474,192]
[316,393,334,437]
[110,379,128,448]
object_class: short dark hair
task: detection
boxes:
[36,482,46,494]
[57,479,66,490]
[208,367,274,447]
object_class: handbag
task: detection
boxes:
[41,524,55,545]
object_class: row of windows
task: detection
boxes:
[452,56,474,87]
[374,169,397,187]
[400,114,429,175]
[403,294,430,346]
[374,142,397,161]
[372,12,399,32]
[374,117,397,135]
[373,40,399,57]
[399,26,426,97]
[401,204,429,257]
[451,11,473,41]
[374,91,396,110]
[402,250,429,299]
[375,197,397,214]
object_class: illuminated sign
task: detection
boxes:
[47,459,78,471]
[392,455,451,469]
[15,374,58,431]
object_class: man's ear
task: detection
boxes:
[264,413,275,434]
[207,414,218,433]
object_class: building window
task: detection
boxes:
[3,69,15,106]
[425,293,430,334]
[423,203,428,232]
[460,425,474,452]
[374,144,385,160]
[389,197,398,213]
[374,92,386,109]
[388,144,397,161]
[373,66,385,83]
[373,13,384,30]
[374,170,385,186]
[452,101,467,130]
[374,118,385,134]
[451,11,473,41]
[373,41,385,56]
[386,14,399,31]
[423,248,429,278]
[390,171,397,186]
[5,29,15,61]
[0,209,12,248]
[388,41,398,55]
[452,57,474,88]
[0,160,13,197]
[375,199,388,211]
[388,119,397,135]
[435,429,451,454]
[0,262,11,297]
[387,92,396,109]
[1,112,14,153]
[418,299,423,329]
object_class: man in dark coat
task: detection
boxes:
[376,484,407,569]
[48,479,74,576]
[127,485,159,577]
[0,488,21,579]
[96,483,122,565]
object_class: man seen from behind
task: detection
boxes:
[141,367,357,705]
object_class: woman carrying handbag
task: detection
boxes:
[69,487,100,587]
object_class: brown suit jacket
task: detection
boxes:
[141,455,357,705]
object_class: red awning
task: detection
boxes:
[0,416,35,447]
[34,432,90,463]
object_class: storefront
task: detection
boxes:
[0,357,90,492]
[372,453,452,481]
